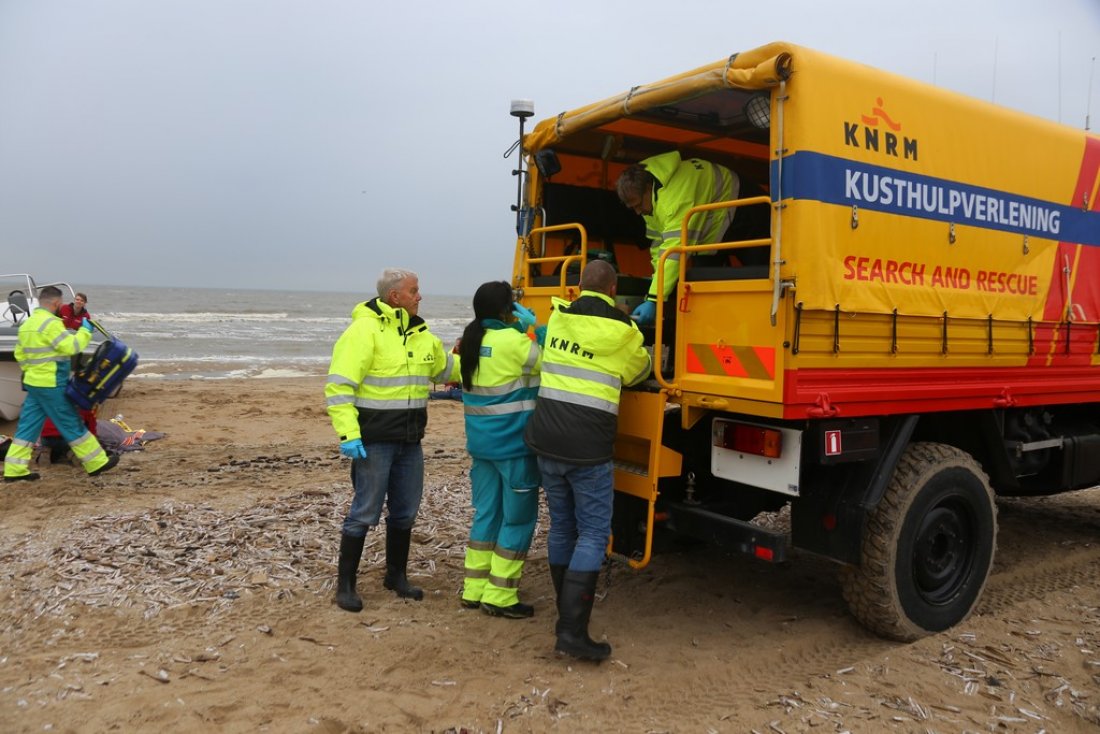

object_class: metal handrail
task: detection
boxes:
[652,196,773,391]
[523,222,589,291]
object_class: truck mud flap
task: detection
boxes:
[665,501,787,562]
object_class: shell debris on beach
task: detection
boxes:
[1,378,1099,733]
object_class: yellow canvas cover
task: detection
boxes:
[524,42,792,153]
[777,47,1100,323]
[523,42,1100,326]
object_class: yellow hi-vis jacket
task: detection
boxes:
[524,291,651,464]
[462,322,542,461]
[641,150,739,300]
[16,307,92,388]
[325,298,458,444]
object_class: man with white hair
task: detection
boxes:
[325,268,459,612]
[3,285,118,482]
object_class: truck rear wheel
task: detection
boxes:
[839,442,997,641]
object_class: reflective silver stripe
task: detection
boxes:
[361,374,427,387]
[663,227,704,242]
[542,361,621,389]
[464,400,536,416]
[71,430,96,447]
[705,165,736,237]
[465,567,490,579]
[326,374,358,388]
[79,446,105,464]
[354,397,428,410]
[325,394,356,406]
[36,319,52,333]
[12,438,34,449]
[667,251,681,261]
[624,356,653,386]
[493,547,528,561]
[50,332,77,350]
[467,540,495,551]
[465,376,539,396]
[487,574,521,588]
[522,342,540,373]
[5,455,29,467]
[432,352,455,382]
[21,356,67,365]
[539,386,618,415]
[22,346,56,353]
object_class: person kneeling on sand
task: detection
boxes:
[3,286,119,482]
[324,268,460,612]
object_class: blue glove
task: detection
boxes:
[80,318,94,333]
[512,303,536,331]
[339,438,367,459]
[631,300,657,326]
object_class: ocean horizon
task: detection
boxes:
[79,285,472,381]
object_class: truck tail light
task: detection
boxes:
[717,422,782,458]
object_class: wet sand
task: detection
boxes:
[1,378,1099,732]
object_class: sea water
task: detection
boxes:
[84,285,472,380]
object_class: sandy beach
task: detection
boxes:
[1,377,1099,733]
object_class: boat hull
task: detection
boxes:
[0,360,25,422]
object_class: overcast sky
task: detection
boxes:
[1,0,1097,295]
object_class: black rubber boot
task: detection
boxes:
[481,601,534,619]
[48,444,69,464]
[336,533,365,612]
[549,564,567,634]
[382,525,423,601]
[549,564,567,598]
[555,570,611,661]
[88,453,120,477]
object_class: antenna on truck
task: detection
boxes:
[506,99,535,237]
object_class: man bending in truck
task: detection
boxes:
[616,151,768,326]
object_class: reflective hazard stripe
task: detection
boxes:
[542,362,621,390]
[464,400,536,416]
[493,547,528,561]
[465,376,540,396]
[20,355,67,365]
[354,397,428,410]
[522,341,540,373]
[431,352,455,381]
[50,332,77,350]
[538,386,619,415]
[487,574,520,589]
[685,343,777,380]
[361,374,429,387]
[326,374,358,388]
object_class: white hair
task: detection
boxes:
[377,268,417,299]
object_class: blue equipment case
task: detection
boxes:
[66,338,139,410]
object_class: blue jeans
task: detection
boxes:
[342,441,424,537]
[537,456,613,572]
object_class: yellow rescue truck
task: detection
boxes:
[507,42,1100,640]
